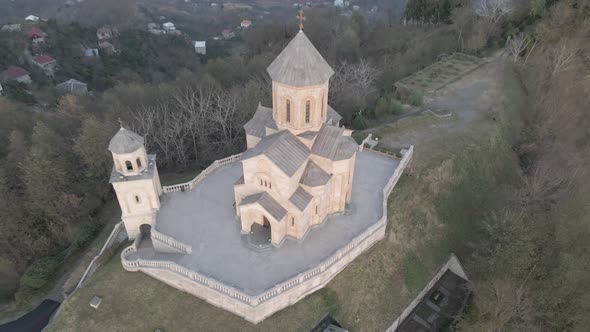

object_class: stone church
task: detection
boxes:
[234,30,358,245]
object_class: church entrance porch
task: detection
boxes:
[246,219,272,251]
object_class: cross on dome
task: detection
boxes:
[296,9,306,30]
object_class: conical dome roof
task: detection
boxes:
[108,127,144,154]
[267,31,334,87]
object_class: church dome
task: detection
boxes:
[267,31,334,87]
[108,127,145,154]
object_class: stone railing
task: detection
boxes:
[162,153,243,193]
[121,146,414,308]
[76,221,125,289]
[151,228,192,254]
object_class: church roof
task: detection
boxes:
[311,124,357,161]
[327,105,343,125]
[108,127,144,154]
[242,130,310,176]
[241,192,287,221]
[300,160,331,187]
[267,31,334,87]
[244,104,277,138]
[290,186,313,211]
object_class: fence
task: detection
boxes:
[162,153,243,193]
[121,146,414,308]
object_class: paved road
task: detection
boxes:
[0,300,60,332]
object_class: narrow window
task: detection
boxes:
[260,179,263,186]
[136,157,142,168]
[135,195,141,204]
[269,182,272,189]
[125,160,133,171]
[322,94,325,118]
[316,205,319,214]
[291,217,295,226]
[286,99,291,122]
[305,100,311,123]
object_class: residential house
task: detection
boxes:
[194,41,206,55]
[0,83,3,96]
[162,22,176,32]
[1,24,21,32]
[96,27,113,40]
[1,66,32,84]
[56,79,88,95]
[240,19,252,29]
[222,29,235,39]
[147,23,159,30]
[32,55,57,76]
[98,41,116,55]
[149,28,166,35]
[26,27,47,44]
[25,15,40,22]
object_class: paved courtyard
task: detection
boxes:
[133,151,400,295]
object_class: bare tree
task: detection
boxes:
[506,33,535,64]
[329,59,378,102]
[548,39,578,75]
[474,0,514,24]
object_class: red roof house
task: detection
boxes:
[1,66,32,83]
[26,27,46,39]
[33,55,56,65]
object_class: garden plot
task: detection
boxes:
[394,53,486,96]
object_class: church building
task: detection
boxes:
[234,30,358,245]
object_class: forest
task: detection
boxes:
[1,0,589,329]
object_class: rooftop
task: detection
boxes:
[33,55,56,65]
[267,31,334,87]
[242,130,310,176]
[108,127,145,154]
[3,66,29,79]
[133,151,400,295]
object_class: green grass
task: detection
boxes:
[404,253,429,293]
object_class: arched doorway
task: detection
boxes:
[263,216,270,229]
[139,224,151,238]
[247,215,272,250]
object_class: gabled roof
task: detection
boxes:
[289,186,313,211]
[56,79,87,93]
[108,127,144,154]
[3,66,29,79]
[267,31,334,87]
[311,124,357,161]
[240,192,287,221]
[26,27,45,38]
[33,55,55,65]
[244,104,277,138]
[300,160,331,187]
[327,105,342,124]
[242,130,310,177]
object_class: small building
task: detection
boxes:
[1,24,21,32]
[386,254,472,332]
[240,19,252,29]
[98,41,116,55]
[0,82,3,96]
[193,41,206,55]
[84,48,99,57]
[149,28,166,35]
[25,27,47,44]
[25,15,40,22]
[162,22,176,31]
[32,55,57,76]
[96,27,113,40]
[167,30,182,36]
[147,22,159,30]
[311,314,348,332]
[334,0,344,7]
[1,66,32,84]
[56,79,88,95]
[222,29,234,39]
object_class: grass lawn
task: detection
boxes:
[48,61,527,331]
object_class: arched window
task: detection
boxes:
[125,160,133,171]
[321,94,325,118]
[286,99,291,122]
[260,179,263,186]
[305,100,311,123]
[269,182,272,189]
[135,195,141,204]
[136,157,142,169]
[291,217,295,226]
[316,204,319,214]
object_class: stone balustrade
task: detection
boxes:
[119,147,414,320]
[151,229,193,254]
[162,153,243,193]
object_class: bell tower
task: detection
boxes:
[108,126,162,239]
[267,30,334,134]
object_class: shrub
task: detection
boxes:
[408,93,423,106]
[74,217,100,249]
[14,285,35,305]
[352,112,368,130]
[391,100,404,115]
[19,256,61,290]
[375,97,390,118]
